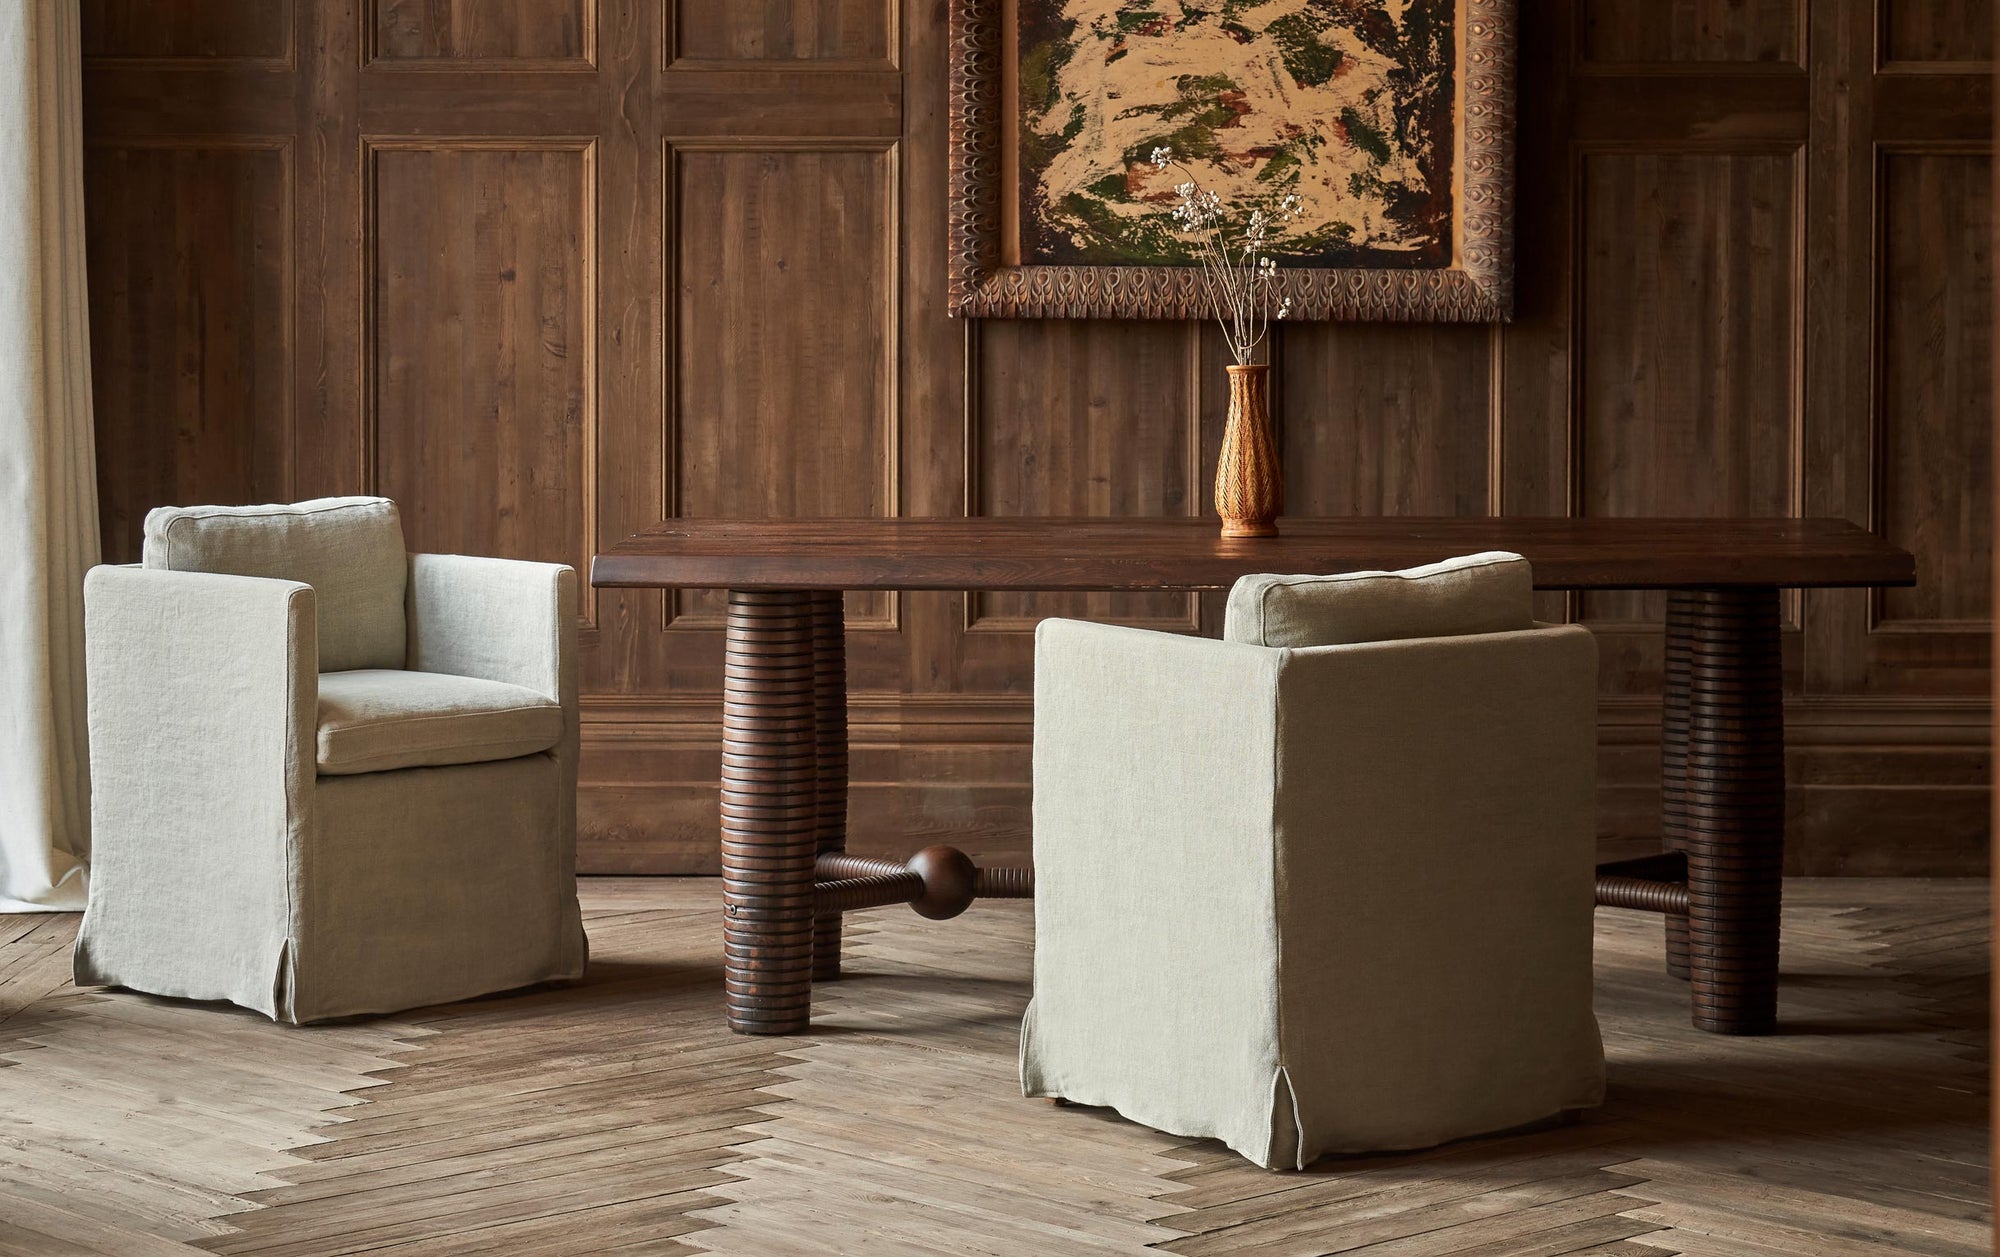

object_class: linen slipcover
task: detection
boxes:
[316,668,561,776]
[142,497,407,673]
[74,522,586,1023]
[1023,563,1604,1169]
[1224,550,1532,647]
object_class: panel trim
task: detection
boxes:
[1870,619,1993,637]
[1570,61,1805,79]
[361,136,601,624]
[959,320,1205,636]
[81,2,297,71]
[1866,138,1994,637]
[1568,0,1806,73]
[85,135,300,504]
[361,0,599,71]
[1567,141,1809,631]
[664,56,902,74]
[1871,0,1994,75]
[662,137,903,634]
[1873,62,1997,77]
[1485,321,1506,513]
[584,688,1994,730]
[579,687,1993,875]
[662,0,902,73]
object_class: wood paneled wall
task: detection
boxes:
[80,0,1993,875]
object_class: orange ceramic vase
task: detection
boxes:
[1214,363,1282,538]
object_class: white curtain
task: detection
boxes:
[0,1,97,912]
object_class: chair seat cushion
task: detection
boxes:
[316,669,561,776]
[1224,551,1534,648]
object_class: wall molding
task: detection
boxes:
[362,0,597,70]
[580,690,1991,876]
[660,137,903,635]
[360,135,601,625]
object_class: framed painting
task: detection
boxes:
[947,0,1515,322]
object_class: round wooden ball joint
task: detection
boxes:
[906,845,978,920]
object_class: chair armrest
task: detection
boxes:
[82,565,318,923]
[406,554,577,708]
[1033,619,1285,879]
[1030,618,1290,1089]
[85,565,318,782]
[406,554,582,921]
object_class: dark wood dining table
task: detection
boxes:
[592,517,1916,1038]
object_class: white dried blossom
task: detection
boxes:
[1147,151,1308,363]
[1170,183,1224,231]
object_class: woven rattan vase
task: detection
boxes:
[1215,363,1282,538]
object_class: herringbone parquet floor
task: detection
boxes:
[0,877,1986,1256]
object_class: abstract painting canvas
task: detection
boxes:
[1019,0,1456,270]
[947,0,1516,321]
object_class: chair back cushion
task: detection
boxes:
[143,497,408,672]
[1224,551,1534,648]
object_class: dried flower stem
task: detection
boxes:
[1151,147,1295,365]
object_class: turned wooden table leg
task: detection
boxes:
[1679,587,1786,1035]
[1660,594,1694,982]
[810,591,849,983]
[720,589,819,1035]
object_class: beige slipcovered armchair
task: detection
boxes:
[1022,553,1605,1169]
[75,497,587,1023]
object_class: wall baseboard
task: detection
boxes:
[579,693,1992,877]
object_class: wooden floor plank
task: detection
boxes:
[0,877,1985,1256]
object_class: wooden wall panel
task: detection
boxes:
[673,147,895,625]
[370,144,592,583]
[78,0,1994,875]
[1879,151,1993,628]
[676,2,892,63]
[1277,324,1494,517]
[372,0,590,63]
[971,320,1198,635]
[80,0,290,62]
[85,144,291,562]
[1880,1,1993,64]
[1579,0,1799,65]
[1577,152,1799,628]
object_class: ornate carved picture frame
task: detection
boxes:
[947,0,1516,322]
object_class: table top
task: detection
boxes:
[591,517,1915,592]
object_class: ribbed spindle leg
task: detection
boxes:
[1661,593,1695,981]
[810,591,849,982]
[720,590,819,1035]
[1682,587,1785,1035]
